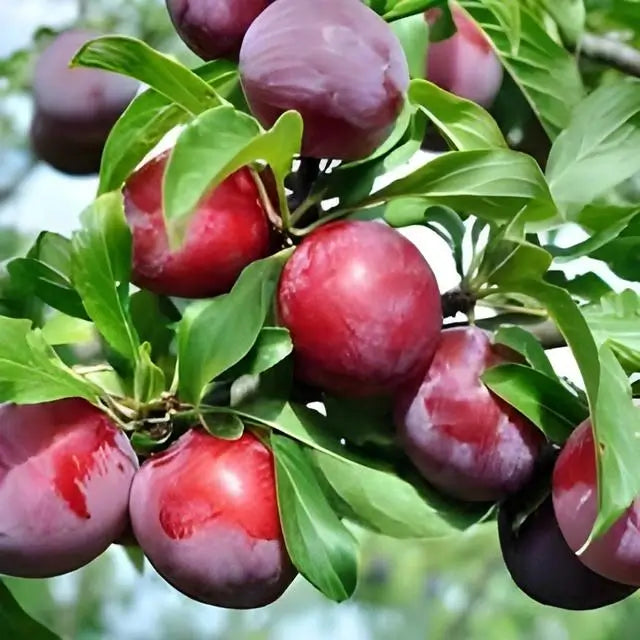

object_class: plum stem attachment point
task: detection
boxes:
[441,288,477,319]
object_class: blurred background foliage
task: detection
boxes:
[2,0,640,638]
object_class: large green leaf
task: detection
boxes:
[177,252,288,405]
[163,107,302,236]
[71,36,221,114]
[0,317,100,404]
[272,434,359,602]
[546,80,640,219]
[0,581,60,640]
[71,192,140,365]
[493,325,557,379]
[370,149,557,225]
[458,0,584,139]
[408,79,507,150]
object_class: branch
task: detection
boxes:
[577,33,640,78]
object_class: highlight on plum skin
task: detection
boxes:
[123,150,270,299]
[166,0,271,61]
[129,429,296,609]
[499,494,636,610]
[277,220,442,398]
[30,30,139,175]
[0,399,138,578]
[239,0,410,160]
[425,6,503,107]
[395,327,544,502]
[553,420,640,586]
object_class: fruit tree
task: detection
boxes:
[2,0,640,633]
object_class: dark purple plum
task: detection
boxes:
[129,430,296,608]
[30,30,138,175]
[166,0,271,60]
[277,221,442,397]
[395,327,544,501]
[239,0,409,160]
[0,399,138,577]
[553,420,640,586]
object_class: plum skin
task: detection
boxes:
[395,327,544,501]
[30,30,138,175]
[123,150,270,298]
[239,0,409,160]
[553,420,640,586]
[129,429,296,608]
[277,221,442,397]
[0,399,138,578]
[166,0,271,61]
[426,7,503,107]
[500,495,636,610]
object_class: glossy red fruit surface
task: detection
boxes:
[0,399,138,578]
[129,430,296,608]
[166,0,271,60]
[396,327,544,501]
[277,221,442,397]
[123,150,270,298]
[426,7,503,107]
[553,420,640,586]
[30,30,138,175]
[239,0,409,160]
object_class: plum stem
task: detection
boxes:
[577,33,640,79]
[441,288,477,318]
[250,168,283,229]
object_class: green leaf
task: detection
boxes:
[493,325,556,378]
[271,434,359,602]
[134,343,165,403]
[583,290,640,373]
[314,449,491,538]
[0,580,60,640]
[123,546,146,574]
[372,149,557,225]
[478,238,552,285]
[481,0,521,54]
[71,36,222,114]
[408,78,507,150]
[71,192,140,364]
[41,313,95,345]
[530,0,585,46]
[129,291,180,364]
[383,0,444,21]
[98,60,240,194]
[0,317,100,404]
[590,345,640,539]
[391,15,429,78]
[546,80,640,219]
[177,252,288,405]
[323,395,395,447]
[224,327,293,378]
[199,412,244,440]
[163,107,302,237]
[482,363,587,442]
[544,271,613,303]
[458,1,584,139]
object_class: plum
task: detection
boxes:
[500,489,635,609]
[30,30,138,175]
[239,0,409,160]
[553,420,640,586]
[166,0,271,60]
[129,429,295,608]
[426,7,503,107]
[395,327,544,501]
[0,399,138,578]
[277,221,442,397]
[123,150,270,298]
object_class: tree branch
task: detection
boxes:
[577,33,640,78]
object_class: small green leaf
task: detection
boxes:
[544,271,613,303]
[134,343,165,403]
[380,0,445,21]
[71,192,140,365]
[199,412,244,440]
[0,580,60,640]
[272,434,359,602]
[99,59,239,194]
[482,363,587,442]
[408,79,507,150]
[123,546,146,574]
[493,325,556,379]
[224,327,293,378]
[41,313,95,345]
[177,252,289,405]
[530,0,585,46]
[0,317,100,404]
[479,238,552,285]
[163,107,302,237]
[391,15,428,78]
[71,36,222,114]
